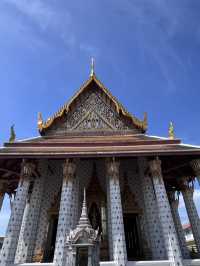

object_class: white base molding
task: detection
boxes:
[15,260,200,266]
[127,260,200,266]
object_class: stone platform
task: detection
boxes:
[15,260,200,266]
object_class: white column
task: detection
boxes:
[15,160,46,263]
[138,158,167,259]
[168,191,190,259]
[53,159,76,266]
[106,157,127,266]
[0,160,35,266]
[181,180,200,254]
[149,158,183,266]
[190,159,200,187]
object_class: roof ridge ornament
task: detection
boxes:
[90,57,95,77]
[168,121,175,139]
[38,112,43,130]
[9,125,16,143]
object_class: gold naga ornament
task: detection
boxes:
[32,248,44,263]
[37,112,44,131]
[9,125,16,143]
[168,121,175,139]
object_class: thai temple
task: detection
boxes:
[1,64,200,266]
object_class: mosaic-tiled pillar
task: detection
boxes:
[106,171,113,261]
[106,157,127,266]
[149,158,183,266]
[53,159,76,266]
[168,191,190,259]
[33,161,62,262]
[190,159,200,187]
[182,180,200,254]
[71,177,79,229]
[15,160,46,263]
[0,160,35,266]
[138,158,167,260]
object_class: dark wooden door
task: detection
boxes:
[43,215,58,262]
[76,247,88,266]
[123,214,142,260]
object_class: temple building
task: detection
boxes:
[1,65,200,266]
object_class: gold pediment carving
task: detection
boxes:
[38,75,147,135]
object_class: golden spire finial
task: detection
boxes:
[38,112,43,130]
[168,121,175,139]
[90,57,95,77]
[9,124,16,143]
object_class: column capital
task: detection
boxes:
[63,158,76,183]
[190,159,200,176]
[180,178,194,196]
[21,160,36,179]
[106,157,120,182]
[168,190,179,209]
[149,157,162,178]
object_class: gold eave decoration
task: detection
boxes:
[38,75,148,133]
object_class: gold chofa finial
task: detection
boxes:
[9,125,16,143]
[38,112,43,130]
[143,112,148,129]
[90,57,95,77]
[168,121,175,139]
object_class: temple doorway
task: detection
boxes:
[43,214,58,262]
[124,213,142,260]
[76,247,88,266]
[86,162,109,261]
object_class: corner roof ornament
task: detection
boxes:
[9,125,16,143]
[37,112,43,131]
[90,57,95,77]
[168,121,175,139]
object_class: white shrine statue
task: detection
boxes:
[64,188,100,266]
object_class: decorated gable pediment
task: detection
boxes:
[38,75,147,136]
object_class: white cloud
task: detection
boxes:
[3,0,70,31]
[1,0,75,50]
[80,43,100,58]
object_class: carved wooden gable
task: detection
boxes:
[39,76,147,136]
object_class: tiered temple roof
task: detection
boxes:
[0,72,200,193]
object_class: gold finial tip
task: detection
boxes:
[90,57,95,77]
[168,121,175,139]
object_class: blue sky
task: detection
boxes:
[0,0,200,235]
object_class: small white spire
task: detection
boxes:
[90,57,95,77]
[77,188,92,229]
